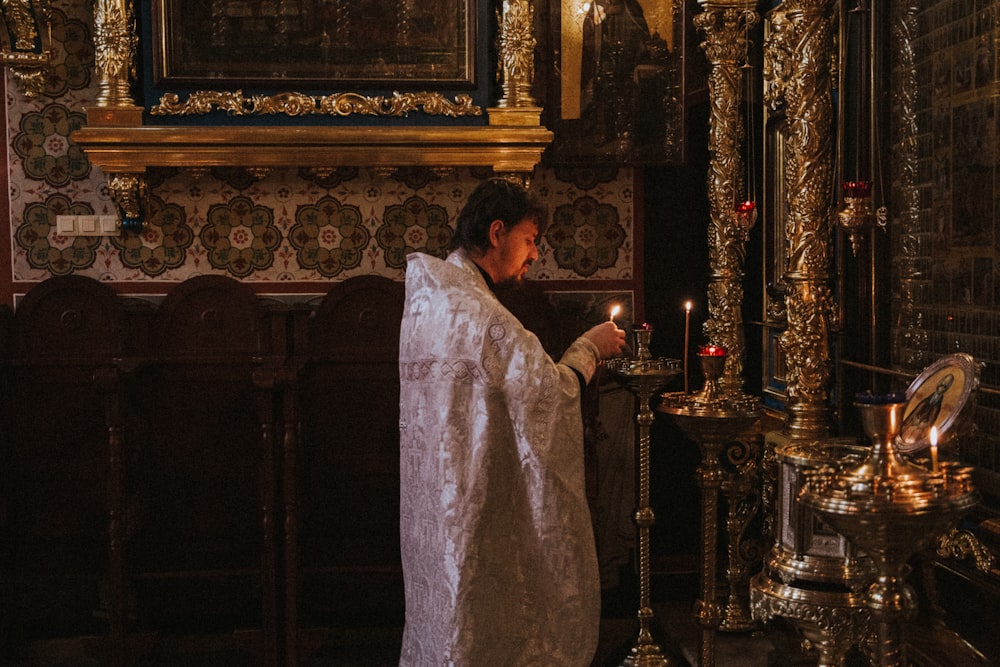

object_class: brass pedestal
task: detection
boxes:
[606,327,683,667]
[658,354,758,667]
[801,401,979,667]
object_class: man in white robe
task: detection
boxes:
[399,179,625,666]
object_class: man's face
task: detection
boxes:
[493,217,540,287]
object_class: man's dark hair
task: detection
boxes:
[451,178,547,253]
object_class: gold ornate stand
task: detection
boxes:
[800,401,979,667]
[749,439,874,667]
[606,328,682,667]
[658,351,758,667]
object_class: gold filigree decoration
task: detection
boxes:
[3,0,39,48]
[1,0,52,97]
[495,0,536,107]
[935,529,995,573]
[150,90,483,118]
[775,0,837,440]
[696,5,759,396]
[763,10,793,112]
[107,173,148,225]
[94,0,137,106]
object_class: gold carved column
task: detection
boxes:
[490,0,544,131]
[91,0,145,228]
[889,1,927,373]
[694,1,758,398]
[768,0,837,441]
[94,0,136,107]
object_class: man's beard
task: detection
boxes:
[495,263,531,289]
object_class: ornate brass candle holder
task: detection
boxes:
[800,398,978,667]
[605,325,683,667]
[658,348,759,667]
[750,438,874,667]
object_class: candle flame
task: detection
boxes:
[609,304,621,321]
[685,300,692,312]
[930,426,938,446]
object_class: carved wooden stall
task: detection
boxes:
[0,273,600,665]
[284,276,406,662]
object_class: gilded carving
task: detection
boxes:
[495,0,536,108]
[763,10,792,112]
[0,0,51,97]
[107,173,148,229]
[773,0,836,440]
[935,529,995,573]
[751,578,871,665]
[695,2,758,396]
[889,1,927,372]
[3,0,39,49]
[94,0,136,106]
[150,90,483,119]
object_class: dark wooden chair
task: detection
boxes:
[124,275,285,663]
[0,276,135,665]
[282,275,405,663]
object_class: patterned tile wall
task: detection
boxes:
[906,0,1000,479]
[4,0,637,306]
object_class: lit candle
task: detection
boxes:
[684,301,692,394]
[699,344,727,356]
[609,304,621,323]
[930,426,939,473]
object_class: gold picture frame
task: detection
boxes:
[544,0,685,165]
[151,0,476,88]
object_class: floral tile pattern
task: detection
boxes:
[4,0,636,289]
[547,196,627,277]
[17,195,99,275]
[12,103,90,187]
[112,196,192,276]
[289,196,369,278]
[377,196,453,268]
[202,196,282,277]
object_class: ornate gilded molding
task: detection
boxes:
[772,0,837,440]
[763,10,792,113]
[94,0,136,106]
[751,573,872,666]
[150,90,483,118]
[695,1,759,396]
[495,0,536,108]
[79,0,550,228]
[0,0,52,97]
[889,2,927,372]
[107,173,147,232]
[935,528,995,573]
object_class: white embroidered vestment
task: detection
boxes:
[398,251,601,666]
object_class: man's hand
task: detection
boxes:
[582,321,627,360]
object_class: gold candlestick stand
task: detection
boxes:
[658,351,759,667]
[606,326,682,667]
[800,400,979,667]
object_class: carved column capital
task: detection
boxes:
[495,0,537,109]
[94,0,137,107]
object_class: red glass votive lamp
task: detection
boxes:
[842,180,872,199]
[698,344,727,357]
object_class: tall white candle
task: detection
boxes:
[930,426,939,473]
[684,301,692,393]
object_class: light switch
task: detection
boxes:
[55,215,76,234]
[78,215,98,234]
[99,215,119,235]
